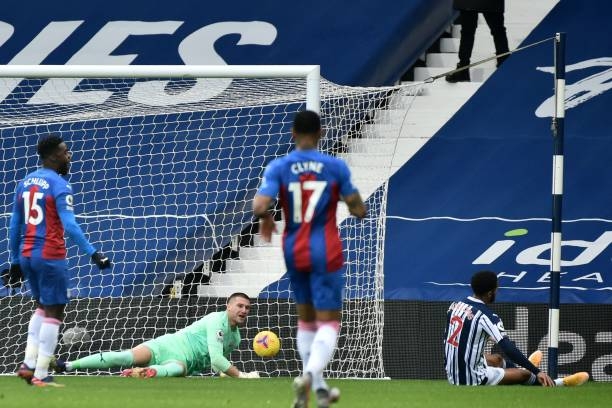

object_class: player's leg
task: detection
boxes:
[16,257,42,384]
[304,268,344,408]
[61,343,152,372]
[288,269,315,408]
[123,360,186,378]
[30,258,69,387]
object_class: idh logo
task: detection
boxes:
[472,229,612,284]
[473,229,612,267]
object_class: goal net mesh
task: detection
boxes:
[0,74,421,378]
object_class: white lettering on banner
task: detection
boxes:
[0,21,84,102]
[473,231,612,267]
[0,20,277,106]
[593,333,612,382]
[28,21,184,105]
[0,21,14,47]
[497,271,527,282]
[535,57,612,117]
[129,21,277,106]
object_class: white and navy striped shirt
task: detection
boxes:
[444,296,507,385]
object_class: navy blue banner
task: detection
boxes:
[0,0,453,86]
[385,0,612,303]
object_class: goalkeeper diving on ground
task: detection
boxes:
[52,292,259,378]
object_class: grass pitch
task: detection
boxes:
[0,376,610,408]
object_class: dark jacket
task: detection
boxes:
[453,0,504,13]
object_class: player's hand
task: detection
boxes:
[536,372,554,387]
[238,371,260,379]
[259,214,276,243]
[91,252,111,270]
[1,264,24,288]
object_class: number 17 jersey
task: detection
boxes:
[257,149,358,273]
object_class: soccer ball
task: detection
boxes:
[62,326,91,345]
[253,330,280,358]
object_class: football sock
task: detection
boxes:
[297,320,316,367]
[24,308,45,368]
[524,373,537,385]
[34,317,61,380]
[149,362,184,377]
[70,350,134,370]
[297,321,327,389]
[554,378,564,386]
[304,321,340,379]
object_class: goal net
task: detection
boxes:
[0,65,421,378]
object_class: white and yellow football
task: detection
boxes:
[253,330,280,358]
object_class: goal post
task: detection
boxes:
[0,65,420,378]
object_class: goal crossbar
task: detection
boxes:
[0,64,321,112]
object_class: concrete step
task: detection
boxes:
[226,259,286,274]
[338,152,395,168]
[414,66,495,83]
[451,24,461,38]
[209,271,284,287]
[426,53,459,67]
[440,37,460,53]
[239,246,283,260]
[373,109,409,125]
[253,234,282,247]
[348,137,398,155]
[198,280,284,298]
[361,122,402,136]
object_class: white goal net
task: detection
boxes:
[0,65,421,378]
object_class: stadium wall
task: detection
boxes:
[2,297,610,381]
[381,0,612,381]
[0,0,453,86]
[384,0,612,304]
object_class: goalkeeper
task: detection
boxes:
[54,292,259,378]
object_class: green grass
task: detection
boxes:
[0,377,610,408]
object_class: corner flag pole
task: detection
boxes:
[548,32,566,379]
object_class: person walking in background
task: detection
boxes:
[446,0,510,83]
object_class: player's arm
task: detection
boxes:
[253,161,280,242]
[56,192,110,269]
[343,192,366,219]
[496,338,540,374]
[4,188,25,288]
[8,188,24,265]
[482,315,540,375]
[206,326,258,379]
[338,160,366,218]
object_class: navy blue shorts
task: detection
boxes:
[20,257,69,305]
[288,265,344,310]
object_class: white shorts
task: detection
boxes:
[482,366,505,386]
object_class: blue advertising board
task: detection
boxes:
[0,0,453,86]
[385,0,612,303]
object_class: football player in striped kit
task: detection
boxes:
[444,270,589,387]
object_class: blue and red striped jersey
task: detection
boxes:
[9,167,95,262]
[257,149,358,272]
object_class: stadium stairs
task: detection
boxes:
[195,0,559,298]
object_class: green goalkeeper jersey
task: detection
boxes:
[157,310,241,375]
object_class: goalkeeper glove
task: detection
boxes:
[238,371,260,379]
[91,252,111,269]
[1,264,24,289]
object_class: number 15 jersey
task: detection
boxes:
[257,149,359,273]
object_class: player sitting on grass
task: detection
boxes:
[445,270,589,387]
[53,292,259,378]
